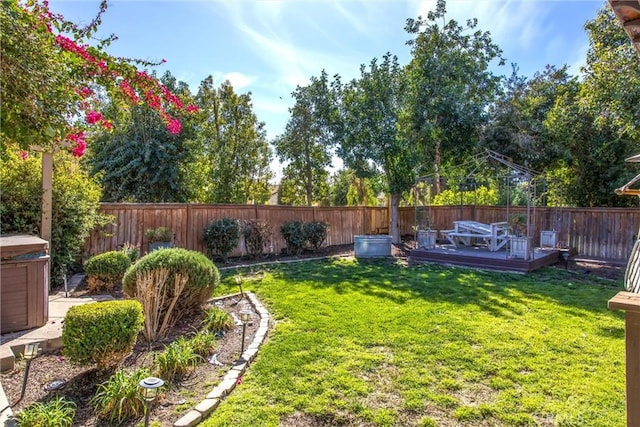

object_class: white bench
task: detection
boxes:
[443,221,509,251]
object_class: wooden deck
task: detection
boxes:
[409,244,560,273]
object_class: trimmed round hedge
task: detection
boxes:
[62,300,143,369]
[122,248,219,310]
[84,250,131,290]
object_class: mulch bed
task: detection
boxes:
[1,295,261,426]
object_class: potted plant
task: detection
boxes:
[145,226,173,252]
[508,214,527,237]
[414,225,437,249]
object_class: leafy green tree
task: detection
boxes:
[331,53,410,242]
[482,65,577,173]
[88,72,198,202]
[194,78,273,204]
[1,148,105,285]
[274,71,335,206]
[546,6,640,207]
[329,169,382,206]
[329,169,351,206]
[404,0,504,188]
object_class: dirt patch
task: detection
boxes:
[561,258,625,281]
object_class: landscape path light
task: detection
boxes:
[240,308,252,356]
[13,342,40,406]
[139,376,164,427]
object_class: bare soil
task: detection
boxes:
[1,240,622,426]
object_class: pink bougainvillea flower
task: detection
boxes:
[19,151,29,160]
[120,80,141,104]
[72,141,86,157]
[66,131,85,144]
[85,110,103,124]
[144,91,162,109]
[66,131,87,157]
[186,105,199,113]
[237,376,243,385]
[80,87,92,97]
[101,120,113,131]
[167,118,181,135]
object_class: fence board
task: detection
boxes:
[84,203,640,262]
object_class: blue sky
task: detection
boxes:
[51,0,605,142]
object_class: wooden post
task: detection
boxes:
[41,152,53,290]
[608,291,640,426]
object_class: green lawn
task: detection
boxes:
[202,258,625,427]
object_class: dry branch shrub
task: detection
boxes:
[136,268,188,341]
[122,248,219,325]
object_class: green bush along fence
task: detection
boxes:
[84,203,640,262]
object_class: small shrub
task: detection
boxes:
[202,217,240,262]
[145,226,173,243]
[201,306,234,333]
[62,300,144,370]
[189,330,218,356]
[90,368,152,423]
[122,248,220,318]
[243,220,272,258]
[304,221,328,251]
[154,337,202,383]
[17,397,76,427]
[120,242,140,263]
[280,221,307,256]
[418,417,438,427]
[83,250,131,292]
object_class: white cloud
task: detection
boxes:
[413,0,550,52]
[223,72,254,89]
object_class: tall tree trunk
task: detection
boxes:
[390,192,401,244]
[434,139,441,194]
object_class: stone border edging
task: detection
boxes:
[172,291,270,427]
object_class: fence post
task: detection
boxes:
[608,291,640,426]
[186,204,192,250]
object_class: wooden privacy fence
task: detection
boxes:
[85,203,389,259]
[402,205,640,261]
[85,203,640,262]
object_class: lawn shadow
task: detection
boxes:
[228,257,625,321]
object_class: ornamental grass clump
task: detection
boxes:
[62,300,143,370]
[17,397,76,427]
[153,337,202,383]
[90,368,152,423]
[122,248,219,323]
[201,306,235,333]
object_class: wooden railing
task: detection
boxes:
[85,203,640,262]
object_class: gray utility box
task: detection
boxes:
[1,235,49,334]
[354,235,392,258]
